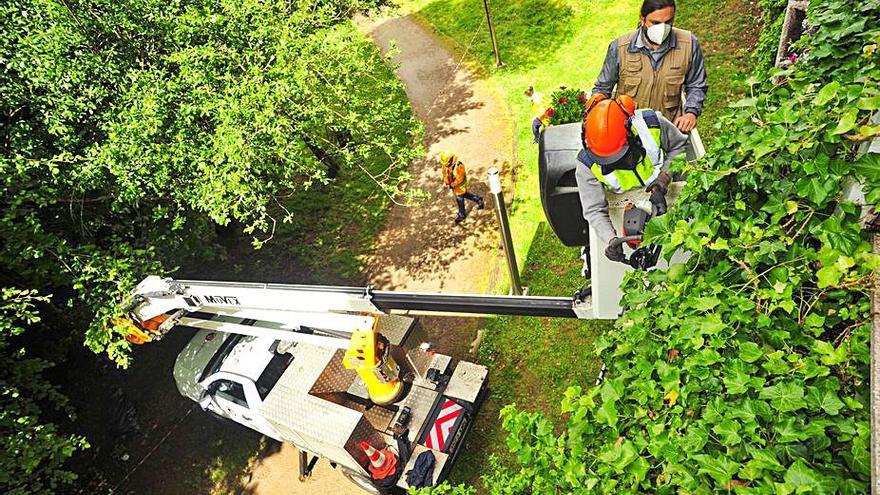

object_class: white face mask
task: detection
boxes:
[645,22,672,45]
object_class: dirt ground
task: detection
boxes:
[240,10,514,495]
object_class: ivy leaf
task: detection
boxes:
[596,400,618,428]
[775,418,805,443]
[817,265,843,288]
[796,176,835,205]
[852,152,880,182]
[656,361,680,392]
[692,296,721,311]
[784,459,818,488]
[804,313,826,328]
[682,426,709,453]
[723,367,752,395]
[643,214,672,243]
[600,379,624,403]
[712,418,742,446]
[741,448,785,480]
[832,108,859,135]
[730,97,757,108]
[814,81,840,105]
[687,348,722,368]
[806,387,845,415]
[739,342,763,363]
[818,216,862,256]
[814,339,848,366]
[613,440,639,472]
[627,456,649,484]
[694,454,741,484]
[760,382,805,412]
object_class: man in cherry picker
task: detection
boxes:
[592,0,708,133]
[576,94,688,280]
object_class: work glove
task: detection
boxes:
[649,187,668,216]
[605,238,626,262]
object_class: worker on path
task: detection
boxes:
[591,0,708,133]
[440,152,484,224]
[576,94,687,275]
[524,86,554,143]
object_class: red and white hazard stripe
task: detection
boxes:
[425,399,463,451]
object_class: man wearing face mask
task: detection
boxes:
[592,0,707,133]
[576,94,688,268]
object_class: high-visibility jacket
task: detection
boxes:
[529,92,553,126]
[580,109,678,193]
[442,156,469,196]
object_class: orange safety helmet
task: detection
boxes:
[582,95,637,165]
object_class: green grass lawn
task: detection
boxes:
[403,0,760,487]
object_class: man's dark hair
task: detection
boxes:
[640,0,676,17]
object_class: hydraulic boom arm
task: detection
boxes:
[123,276,593,345]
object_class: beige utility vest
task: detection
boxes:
[616,28,693,121]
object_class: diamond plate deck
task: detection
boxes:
[390,383,440,444]
[363,405,396,431]
[375,314,415,345]
[406,350,452,390]
[445,361,488,404]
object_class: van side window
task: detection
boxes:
[213,379,248,408]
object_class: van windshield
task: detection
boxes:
[199,334,243,383]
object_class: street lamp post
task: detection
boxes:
[488,168,522,295]
[482,0,504,68]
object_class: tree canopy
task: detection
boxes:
[1,0,421,491]
[1,0,421,363]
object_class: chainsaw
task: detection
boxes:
[608,203,662,270]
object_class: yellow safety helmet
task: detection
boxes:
[439,151,456,166]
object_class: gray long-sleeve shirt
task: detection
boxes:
[592,27,708,117]
[576,111,689,244]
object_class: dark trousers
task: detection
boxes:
[455,191,482,218]
[532,118,543,143]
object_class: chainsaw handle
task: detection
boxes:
[609,235,642,249]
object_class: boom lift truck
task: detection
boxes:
[122,124,704,493]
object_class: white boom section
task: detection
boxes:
[131,276,380,347]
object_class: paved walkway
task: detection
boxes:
[241,11,513,495]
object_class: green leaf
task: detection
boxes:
[759,382,805,412]
[596,400,618,428]
[694,454,741,484]
[806,387,845,415]
[656,361,680,392]
[730,97,757,108]
[612,440,639,472]
[832,108,859,135]
[688,348,722,367]
[796,177,835,205]
[723,367,752,395]
[818,216,862,256]
[817,265,843,288]
[712,418,742,446]
[852,153,880,182]
[682,426,709,453]
[784,459,818,488]
[692,296,721,311]
[627,456,649,484]
[741,448,785,480]
[814,81,840,105]
[739,342,763,363]
[804,313,825,328]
